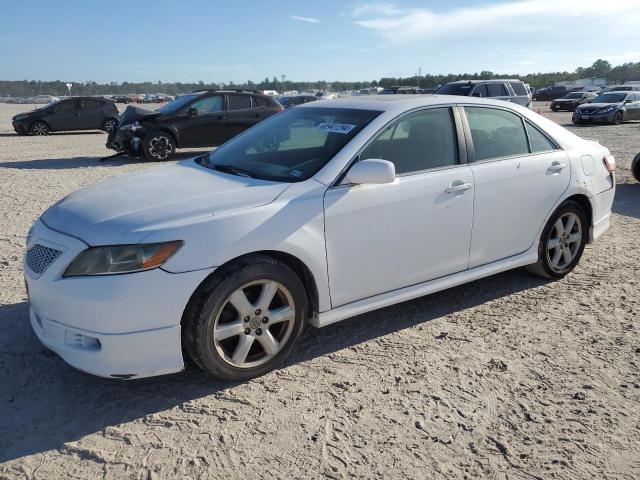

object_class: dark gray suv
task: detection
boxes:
[435,79,532,107]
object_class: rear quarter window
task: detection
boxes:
[510,82,528,96]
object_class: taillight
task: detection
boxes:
[276,105,284,112]
[603,154,615,173]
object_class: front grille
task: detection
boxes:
[26,244,63,275]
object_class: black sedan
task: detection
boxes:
[550,92,597,112]
[12,97,120,135]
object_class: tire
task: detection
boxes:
[143,132,175,161]
[632,153,640,183]
[526,200,589,279]
[103,118,118,133]
[182,255,308,381]
[30,121,49,136]
[613,111,624,125]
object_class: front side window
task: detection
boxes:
[191,95,223,114]
[435,83,473,96]
[52,100,76,112]
[465,107,529,161]
[472,84,488,97]
[360,107,459,175]
[227,94,252,110]
[199,107,381,182]
[486,83,505,97]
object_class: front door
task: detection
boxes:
[176,94,226,147]
[46,99,80,131]
[323,107,475,307]
[462,106,571,268]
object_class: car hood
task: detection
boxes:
[579,102,618,110]
[41,160,290,245]
[118,105,162,126]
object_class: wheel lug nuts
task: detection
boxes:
[244,316,250,322]
[262,317,268,323]
[255,309,261,315]
[255,328,262,335]
[244,328,251,335]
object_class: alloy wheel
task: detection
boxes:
[104,119,117,133]
[213,280,296,368]
[148,136,173,160]
[614,112,623,125]
[30,122,48,135]
[546,212,582,271]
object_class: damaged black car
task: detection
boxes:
[107,89,284,161]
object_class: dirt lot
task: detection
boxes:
[0,101,639,479]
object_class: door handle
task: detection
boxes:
[547,163,566,172]
[445,182,472,193]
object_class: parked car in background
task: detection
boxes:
[379,86,419,94]
[108,89,283,161]
[632,153,640,182]
[533,86,581,101]
[26,95,615,380]
[113,94,131,103]
[551,91,598,112]
[127,94,145,103]
[30,95,59,104]
[435,80,531,107]
[276,95,318,109]
[573,91,640,125]
[608,85,640,92]
[12,97,120,135]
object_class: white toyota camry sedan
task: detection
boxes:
[24,95,615,380]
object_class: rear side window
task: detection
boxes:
[525,121,557,153]
[486,83,505,97]
[253,95,268,107]
[465,107,529,161]
[82,99,99,109]
[361,107,459,175]
[227,94,252,110]
[510,82,528,96]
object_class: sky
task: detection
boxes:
[1,0,639,83]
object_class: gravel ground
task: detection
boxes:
[0,101,639,479]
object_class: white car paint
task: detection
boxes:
[24,95,615,378]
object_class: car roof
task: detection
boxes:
[300,94,527,114]
[446,79,522,84]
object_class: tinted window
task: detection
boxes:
[472,84,488,97]
[227,94,252,110]
[82,99,99,109]
[592,93,627,103]
[525,121,557,153]
[200,107,381,182]
[435,83,473,96]
[52,100,76,112]
[191,95,222,114]
[361,108,458,175]
[510,82,528,96]
[486,83,505,97]
[253,96,268,107]
[465,107,529,161]
[156,94,200,113]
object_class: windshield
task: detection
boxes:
[592,93,627,104]
[434,83,473,96]
[156,94,199,113]
[199,107,382,182]
[563,93,583,99]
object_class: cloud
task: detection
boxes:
[351,0,640,44]
[290,15,320,23]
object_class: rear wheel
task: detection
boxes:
[182,256,307,381]
[143,132,175,161]
[30,121,49,136]
[632,153,640,182]
[526,200,588,279]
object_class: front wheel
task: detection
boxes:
[613,111,624,125]
[143,132,175,161]
[182,256,307,381]
[526,200,588,279]
[30,121,49,135]
[103,118,118,133]
[632,153,640,182]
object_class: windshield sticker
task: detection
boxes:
[315,122,357,134]
[289,169,303,178]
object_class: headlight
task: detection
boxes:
[63,241,183,277]
[13,113,29,121]
[600,106,616,113]
[119,121,142,132]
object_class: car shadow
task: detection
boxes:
[0,268,548,462]
[612,183,640,220]
[0,131,105,137]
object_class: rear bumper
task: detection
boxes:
[589,184,615,242]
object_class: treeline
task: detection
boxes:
[2,59,639,97]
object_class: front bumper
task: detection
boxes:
[572,111,615,123]
[106,127,141,152]
[24,219,214,378]
[12,120,28,134]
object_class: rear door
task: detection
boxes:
[45,99,80,131]
[220,94,257,141]
[626,93,640,120]
[486,83,512,103]
[462,106,570,268]
[78,98,104,129]
[508,82,530,106]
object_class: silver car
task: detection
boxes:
[435,79,532,107]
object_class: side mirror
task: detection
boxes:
[624,99,632,104]
[344,159,396,185]
[188,107,198,116]
[471,91,482,97]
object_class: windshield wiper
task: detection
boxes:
[211,163,256,178]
